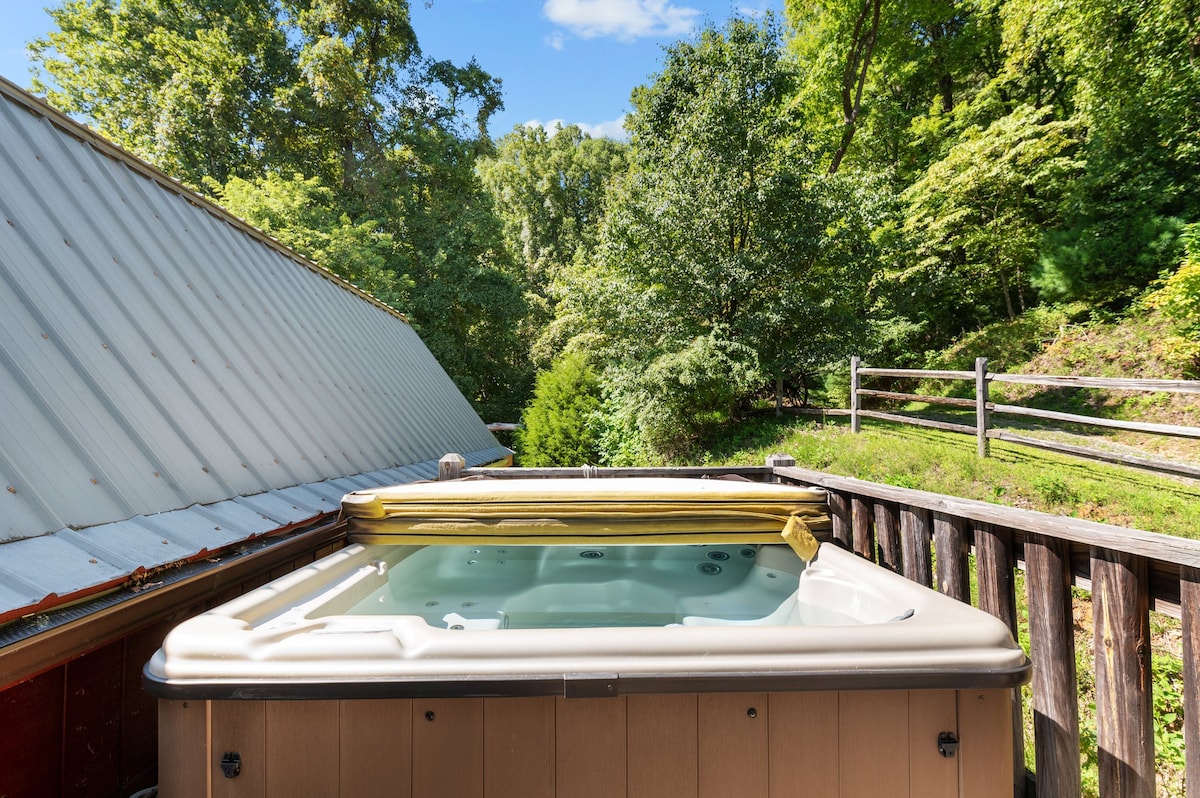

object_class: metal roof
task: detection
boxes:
[0,77,510,623]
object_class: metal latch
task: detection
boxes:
[220,751,242,778]
[937,732,959,758]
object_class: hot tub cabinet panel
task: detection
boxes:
[159,688,1016,798]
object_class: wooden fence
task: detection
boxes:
[849,357,1200,479]
[453,455,1200,797]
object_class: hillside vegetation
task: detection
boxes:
[697,306,1200,538]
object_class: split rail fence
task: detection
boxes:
[849,356,1200,480]
[452,455,1200,797]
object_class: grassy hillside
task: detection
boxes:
[697,306,1200,537]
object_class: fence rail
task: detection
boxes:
[849,357,1200,478]
[452,455,1200,796]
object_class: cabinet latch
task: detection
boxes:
[937,732,959,758]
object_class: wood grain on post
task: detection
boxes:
[899,505,932,587]
[973,522,1025,797]
[829,492,852,550]
[976,357,990,458]
[1092,549,1154,798]
[873,501,902,573]
[1183,566,1200,798]
[851,496,874,560]
[764,454,795,484]
[932,511,969,602]
[438,453,465,481]
[1024,533,1081,797]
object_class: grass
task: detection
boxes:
[697,413,1200,538]
[692,413,1198,795]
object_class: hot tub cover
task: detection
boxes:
[341,477,832,546]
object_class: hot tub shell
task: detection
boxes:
[148,477,1029,797]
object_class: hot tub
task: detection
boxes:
[147,477,1029,798]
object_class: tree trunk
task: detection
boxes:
[828,0,882,175]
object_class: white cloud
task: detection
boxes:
[736,3,770,17]
[578,116,629,140]
[545,31,566,50]
[524,115,630,141]
[543,0,702,41]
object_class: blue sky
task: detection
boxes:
[0,0,782,141]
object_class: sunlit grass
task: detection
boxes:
[699,414,1200,538]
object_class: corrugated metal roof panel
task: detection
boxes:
[0,447,509,621]
[0,79,504,548]
[0,535,127,599]
[0,79,513,623]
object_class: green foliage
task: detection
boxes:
[1031,473,1079,506]
[477,124,629,371]
[212,173,413,310]
[1151,653,1187,783]
[598,331,762,464]
[478,125,628,293]
[902,106,1082,330]
[925,303,1089,373]
[515,352,603,467]
[1145,226,1200,334]
[31,0,296,185]
[574,15,874,453]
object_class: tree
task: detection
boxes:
[569,16,873,457]
[477,124,628,368]
[31,0,296,185]
[515,352,604,466]
[901,106,1082,336]
[211,172,413,311]
[478,124,627,295]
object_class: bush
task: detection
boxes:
[514,352,603,467]
[600,331,761,463]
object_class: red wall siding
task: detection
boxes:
[0,540,338,797]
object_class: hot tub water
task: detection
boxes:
[335,543,864,629]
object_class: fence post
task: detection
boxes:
[764,453,795,483]
[850,356,861,433]
[976,357,990,458]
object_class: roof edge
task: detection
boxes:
[0,448,512,625]
[0,75,410,325]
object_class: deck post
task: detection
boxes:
[932,512,969,602]
[1183,566,1200,798]
[439,453,465,481]
[973,522,1026,797]
[764,454,795,484]
[850,497,874,561]
[899,505,932,587]
[975,357,990,458]
[829,492,852,549]
[849,357,861,433]
[1092,549,1154,797]
[872,501,902,573]
[1025,533,1081,797]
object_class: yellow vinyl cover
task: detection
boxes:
[342,477,830,549]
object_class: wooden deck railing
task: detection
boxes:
[849,356,1200,480]
[455,455,1200,797]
